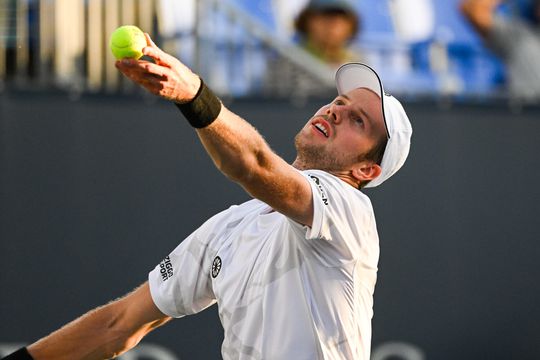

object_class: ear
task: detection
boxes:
[351,161,382,183]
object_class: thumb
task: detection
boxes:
[142,33,174,68]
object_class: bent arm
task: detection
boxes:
[27,282,171,360]
[115,35,313,227]
[196,107,313,226]
[460,0,501,37]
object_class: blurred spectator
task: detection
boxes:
[461,0,540,102]
[294,0,362,66]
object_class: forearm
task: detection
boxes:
[116,35,313,224]
[116,36,278,182]
[196,106,279,183]
[25,283,169,360]
[194,105,312,225]
[28,303,134,360]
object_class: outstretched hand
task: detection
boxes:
[115,33,201,103]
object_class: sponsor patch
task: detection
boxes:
[308,175,329,206]
[159,256,174,281]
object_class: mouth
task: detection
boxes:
[312,118,330,138]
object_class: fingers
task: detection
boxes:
[143,47,173,68]
[115,59,168,79]
[142,33,175,68]
[115,60,167,91]
[113,35,194,102]
[139,60,168,78]
[114,59,171,96]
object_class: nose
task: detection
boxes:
[325,104,341,124]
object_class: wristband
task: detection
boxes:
[2,347,33,360]
[174,79,222,128]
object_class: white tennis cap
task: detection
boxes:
[335,63,413,188]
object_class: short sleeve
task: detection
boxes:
[148,224,218,318]
[303,172,332,241]
[288,171,379,265]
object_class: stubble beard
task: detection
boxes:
[293,132,355,172]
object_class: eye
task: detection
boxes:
[354,116,364,126]
[334,99,345,105]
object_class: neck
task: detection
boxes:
[292,158,307,170]
[292,158,360,189]
[329,170,361,188]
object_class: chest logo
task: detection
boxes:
[211,256,222,278]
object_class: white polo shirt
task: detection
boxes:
[149,170,380,360]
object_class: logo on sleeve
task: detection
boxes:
[308,175,329,206]
[211,256,222,278]
[159,256,174,282]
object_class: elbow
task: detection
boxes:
[102,299,170,358]
[100,332,141,359]
[104,336,141,359]
[101,309,142,358]
[104,319,169,358]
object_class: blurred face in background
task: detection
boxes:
[305,12,356,49]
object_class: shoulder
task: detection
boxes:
[297,170,379,262]
[197,199,266,232]
[301,169,373,211]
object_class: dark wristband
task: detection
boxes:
[174,79,222,128]
[2,347,34,360]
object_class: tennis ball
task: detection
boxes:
[109,25,146,60]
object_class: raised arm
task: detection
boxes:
[116,35,313,226]
[24,282,170,360]
[460,0,501,37]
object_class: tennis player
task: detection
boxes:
[4,34,412,360]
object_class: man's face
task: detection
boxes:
[294,87,387,172]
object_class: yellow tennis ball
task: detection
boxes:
[109,25,146,60]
